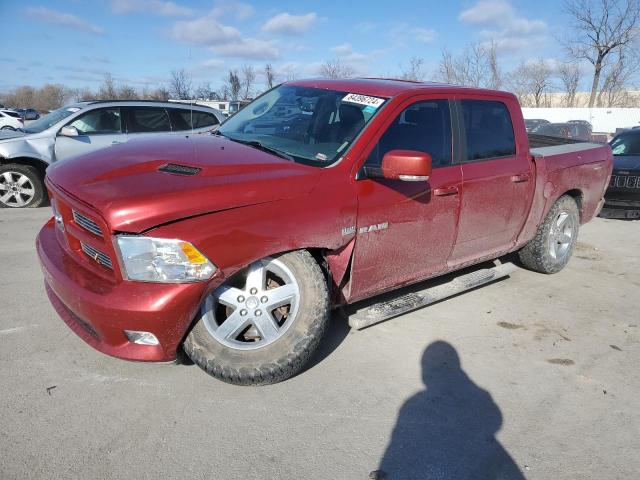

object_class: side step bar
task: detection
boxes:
[348,262,517,330]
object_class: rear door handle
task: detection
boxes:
[433,185,459,196]
[511,173,530,183]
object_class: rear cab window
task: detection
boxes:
[460,100,516,161]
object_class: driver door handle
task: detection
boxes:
[433,185,459,196]
[511,173,530,183]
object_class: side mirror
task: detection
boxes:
[380,150,432,181]
[59,126,79,137]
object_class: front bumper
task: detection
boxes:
[37,218,219,361]
[600,197,640,219]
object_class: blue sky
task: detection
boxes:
[0,0,569,92]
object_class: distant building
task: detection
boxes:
[169,99,250,117]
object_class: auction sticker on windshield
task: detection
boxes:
[342,93,385,109]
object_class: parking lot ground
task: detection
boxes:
[1,207,639,480]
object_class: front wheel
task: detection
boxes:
[184,250,330,385]
[518,195,579,274]
[0,164,46,208]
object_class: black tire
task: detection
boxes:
[518,195,579,274]
[184,250,330,385]
[0,163,46,208]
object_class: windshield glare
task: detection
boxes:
[218,85,386,166]
[610,133,640,156]
[23,106,80,134]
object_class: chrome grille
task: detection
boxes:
[80,242,113,270]
[610,174,640,189]
[73,210,102,237]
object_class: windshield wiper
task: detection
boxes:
[225,137,295,161]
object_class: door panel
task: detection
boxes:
[54,107,124,161]
[449,99,534,266]
[349,97,462,302]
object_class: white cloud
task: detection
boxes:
[459,0,547,55]
[212,38,280,60]
[262,12,317,35]
[459,0,515,25]
[110,0,194,16]
[25,7,105,35]
[330,43,369,63]
[410,27,438,44]
[211,1,254,20]
[171,16,241,45]
[200,59,225,70]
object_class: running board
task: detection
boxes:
[348,262,517,330]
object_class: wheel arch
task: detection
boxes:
[558,188,584,221]
[0,156,49,183]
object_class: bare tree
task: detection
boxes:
[169,69,192,100]
[36,84,70,110]
[597,48,640,106]
[319,59,354,79]
[70,87,95,102]
[400,56,426,81]
[435,43,501,88]
[241,65,256,100]
[507,60,553,107]
[98,73,118,99]
[223,70,242,101]
[117,84,138,100]
[143,87,170,101]
[487,40,502,90]
[265,63,276,89]
[564,0,640,107]
[195,83,218,100]
[558,62,581,106]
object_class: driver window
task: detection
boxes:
[365,100,452,168]
[68,107,121,135]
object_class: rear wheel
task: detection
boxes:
[0,164,45,208]
[184,250,329,385]
[1,126,15,131]
[518,195,579,274]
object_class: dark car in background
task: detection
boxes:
[524,118,549,132]
[601,129,640,219]
[533,122,592,141]
[14,108,40,120]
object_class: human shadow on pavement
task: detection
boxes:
[375,341,525,480]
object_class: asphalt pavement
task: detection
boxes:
[1,207,638,479]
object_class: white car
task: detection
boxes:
[0,110,24,131]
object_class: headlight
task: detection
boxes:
[115,236,216,283]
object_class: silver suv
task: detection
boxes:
[0,100,225,208]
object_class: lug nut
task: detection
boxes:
[255,310,262,316]
[261,296,268,303]
[237,295,245,303]
[250,287,258,295]
[240,309,247,316]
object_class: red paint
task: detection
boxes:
[36,79,613,362]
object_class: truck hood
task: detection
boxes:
[47,135,322,233]
[612,155,640,171]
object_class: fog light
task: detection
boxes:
[124,330,159,345]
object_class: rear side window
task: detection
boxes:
[461,100,515,161]
[127,107,171,133]
[3,111,21,118]
[365,100,453,169]
[168,109,220,131]
[68,107,122,135]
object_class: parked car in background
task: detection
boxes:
[533,122,592,141]
[0,100,225,208]
[0,110,24,131]
[524,118,550,132]
[13,108,40,120]
[568,120,593,129]
[601,129,640,219]
[36,79,612,385]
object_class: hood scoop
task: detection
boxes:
[158,163,201,176]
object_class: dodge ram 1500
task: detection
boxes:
[37,79,613,385]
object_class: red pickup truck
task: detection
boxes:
[37,79,612,385]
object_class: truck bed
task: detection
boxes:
[528,133,606,158]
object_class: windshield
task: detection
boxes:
[22,106,81,134]
[218,85,387,166]
[610,133,640,156]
